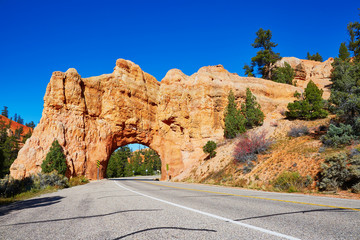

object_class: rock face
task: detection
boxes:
[10,59,330,180]
[271,57,334,99]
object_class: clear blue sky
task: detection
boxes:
[0,0,359,126]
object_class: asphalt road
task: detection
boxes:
[0,176,359,240]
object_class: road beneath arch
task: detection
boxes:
[1,177,359,239]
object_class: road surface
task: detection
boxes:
[1,176,359,239]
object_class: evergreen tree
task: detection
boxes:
[41,140,67,175]
[224,90,246,139]
[0,148,4,178]
[203,140,217,159]
[348,17,360,60]
[241,88,264,128]
[250,28,281,79]
[17,116,24,125]
[339,42,350,61]
[1,135,19,177]
[243,64,254,77]
[306,52,323,62]
[13,114,17,123]
[1,106,8,118]
[330,58,360,134]
[286,80,328,120]
[271,62,295,85]
[26,121,36,129]
[106,146,131,178]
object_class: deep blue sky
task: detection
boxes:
[0,0,359,125]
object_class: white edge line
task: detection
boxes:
[114,181,301,240]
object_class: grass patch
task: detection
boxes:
[0,186,58,206]
[69,176,89,187]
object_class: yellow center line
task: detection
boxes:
[139,180,360,212]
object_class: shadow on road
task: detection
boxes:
[113,227,217,239]
[0,196,63,217]
[0,209,162,227]
[234,208,357,222]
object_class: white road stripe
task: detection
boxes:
[114,181,301,240]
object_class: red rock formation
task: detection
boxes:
[10,59,331,180]
[0,115,33,141]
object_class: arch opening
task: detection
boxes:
[105,143,161,178]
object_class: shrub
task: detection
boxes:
[287,126,309,137]
[241,88,264,128]
[352,182,360,193]
[271,62,295,85]
[41,140,67,175]
[321,123,355,147]
[317,153,360,192]
[272,171,305,192]
[0,172,68,198]
[0,175,34,198]
[234,131,272,163]
[203,140,217,159]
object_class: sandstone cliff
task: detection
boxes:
[271,57,333,99]
[10,58,331,180]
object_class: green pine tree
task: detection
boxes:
[271,62,295,85]
[1,106,8,118]
[250,28,281,79]
[241,88,264,128]
[348,16,360,60]
[306,52,323,62]
[243,64,254,77]
[286,80,328,120]
[330,58,360,134]
[224,90,246,139]
[338,42,350,60]
[41,140,67,175]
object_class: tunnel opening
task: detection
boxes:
[105,143,161,178]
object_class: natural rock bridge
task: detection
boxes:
[10,58,314,180]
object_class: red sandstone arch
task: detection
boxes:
[10,58,304,180]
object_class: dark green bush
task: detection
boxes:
[203,140,217,158]
[271,62,295,85]
[321,124,355,147]
[41,140,67,175]
[317,153,360,192]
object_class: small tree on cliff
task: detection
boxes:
[241,88,264,128]
[41,140,67,175]
[224,90,246,139]
[286,80,328,120]
[203,140,217,159]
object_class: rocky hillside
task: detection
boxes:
[0,115,33,141]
